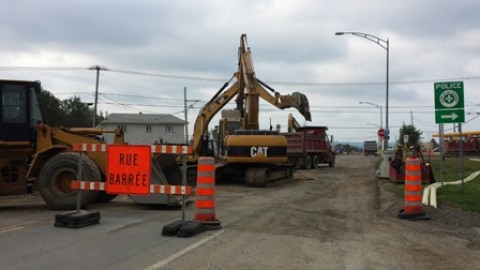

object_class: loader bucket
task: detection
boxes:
[287,92,311,121]
[129,154,185,205]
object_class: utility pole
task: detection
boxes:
[181,87,200,223]
[182,86,188,223]
[88,65,108,127]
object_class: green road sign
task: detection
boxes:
[435,109,465,123]
[434,81,464,123]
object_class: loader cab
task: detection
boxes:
[0,80,43,144]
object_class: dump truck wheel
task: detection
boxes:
[38,152,100,210]
[329,155,335,167]
[312,155,319,169]
[302,155,312,170]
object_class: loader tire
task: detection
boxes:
[38,152,100,210]
[95,192,118,203]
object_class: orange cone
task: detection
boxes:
[398,157,429,219]
[194,156,221,229]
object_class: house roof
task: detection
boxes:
[100,113,185,125]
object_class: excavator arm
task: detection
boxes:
[190,33,311,157]
[237,34,311,130]
[255,79,311,122]
[191,80,239,155]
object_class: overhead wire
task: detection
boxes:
[0,66,87,71]
[3,65,478,134]
[1,65,479,86]
[107,68,225,82]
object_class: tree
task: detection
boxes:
[62,96,94,127]
[398,124,422,148]
[38,89,66,126]
[38,89,104,128]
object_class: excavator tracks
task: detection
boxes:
[244,165,294,187]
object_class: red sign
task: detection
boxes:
[377,128,385,138]
[106,145,151,195]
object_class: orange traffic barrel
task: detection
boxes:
[194,156,221,229]
[398,157,428,219]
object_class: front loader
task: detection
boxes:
[0,79,184,209]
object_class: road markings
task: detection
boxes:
[0,220,50,235]
[144,229,225,270]
[0,225,25,234]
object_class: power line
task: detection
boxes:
[99,101,185,108]
[0,66,86,71]
[2,65,480,86]
[268,75,480,87]
[107,68,225,82]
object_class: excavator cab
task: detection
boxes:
[217,109,243,157]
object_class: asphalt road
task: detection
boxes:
[1,155,479,270]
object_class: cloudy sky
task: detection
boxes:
[1,0,479,145]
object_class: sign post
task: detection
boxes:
[106,145,151,195]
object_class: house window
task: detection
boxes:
[146,125,152,133]
[117,125,127,132]
[165,125,174,133]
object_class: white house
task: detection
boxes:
[100,113,186,145]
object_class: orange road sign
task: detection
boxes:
[106,145,151,195]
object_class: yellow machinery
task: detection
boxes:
[0,79,183,209]
[190,34,311,186]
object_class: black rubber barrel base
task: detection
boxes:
[54,210,101,228]
[162,220,206,238]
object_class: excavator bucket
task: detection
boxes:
[129,154,186,205]
[287,92,311,121]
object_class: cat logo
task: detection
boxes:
[250,146,268,157]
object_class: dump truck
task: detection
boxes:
[188,34,311,186]
[363,140,378,156]
[281,113,335,169]
[0,79,184,209]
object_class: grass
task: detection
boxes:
[383,154,480,213]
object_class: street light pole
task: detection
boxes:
[359,101,383,129]
[336,31,390,149]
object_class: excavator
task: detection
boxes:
[189,34,311,186]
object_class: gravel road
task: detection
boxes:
[163,154,480,270]
[1,155,479,269]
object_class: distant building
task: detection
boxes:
[99,113,185,144]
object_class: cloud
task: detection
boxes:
[1,0,480,144]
